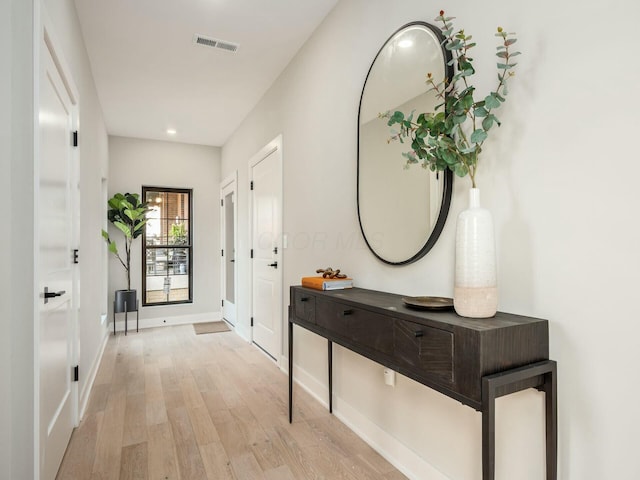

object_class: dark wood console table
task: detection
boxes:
[288,286,557,480]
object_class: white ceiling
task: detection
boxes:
[74,0,339,147]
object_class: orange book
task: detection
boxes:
[301,276,353,291]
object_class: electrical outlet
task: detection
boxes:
[383,368,395,387]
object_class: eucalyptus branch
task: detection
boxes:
[381,9,520,189]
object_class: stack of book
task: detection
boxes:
[301,276,353,291]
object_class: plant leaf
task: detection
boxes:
[474,107,489,118]
[484,94,500,109]
[470,129,488,143]
[114,221,132,238]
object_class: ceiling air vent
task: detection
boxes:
[193,34,239,53]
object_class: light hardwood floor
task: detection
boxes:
[56,324,408,480]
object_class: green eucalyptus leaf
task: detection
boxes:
[505,38,517,46]
[441,149,457,165]
[392,111,404,122]
[484,94,500,109]
[510,51,521,56]
[482,116,494,131]
[470,129,488,143]
[474,107,489,117]
[496,51,508,58]
[454,163,469,177]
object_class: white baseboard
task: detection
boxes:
[291,364,450,480]
[78,325,109,420]
[112,310,221,332]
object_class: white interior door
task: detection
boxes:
[221,173,237,325]
[38,28,78,480]
[250,136,283,361]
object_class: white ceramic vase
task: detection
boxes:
[454,188,497,318]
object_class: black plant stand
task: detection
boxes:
[113,290,139,335]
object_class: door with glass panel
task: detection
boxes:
[142,187,193,305]
[221,173,237,325]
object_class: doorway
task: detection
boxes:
[37,19,80,480]
[250,135,283,362]
[220,172,238,326]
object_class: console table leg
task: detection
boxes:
[288,320,293,424]
[328,340,333,414]
[544,363,557,480]
[482,377,496,480]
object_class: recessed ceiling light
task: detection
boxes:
[166,128,177,135]
[398,39,413,48]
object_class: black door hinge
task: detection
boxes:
[250,249,254,258]
[251,317,254,327]
[73,365,79,382]
[221,249,224,257]
[222,299,224,307]
[221,198,224,207]
[72,131,78,147]
[250,181,254,191]
[73,249,79,264]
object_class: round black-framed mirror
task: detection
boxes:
[357,21,453,265]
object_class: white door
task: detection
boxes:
[250,136,283,361]
[221,173,237,325]
[38,29,78,480]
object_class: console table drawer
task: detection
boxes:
[294,289,316,324]
[394,319,454,383]
[349,308,394,356]
[315,298,351,334]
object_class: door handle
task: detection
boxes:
[268,262,278,268]
[44,287,66,304]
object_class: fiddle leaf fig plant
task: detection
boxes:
[380,10,521,188]
[101,193,149,291]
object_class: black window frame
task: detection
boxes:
[142,186,193,306]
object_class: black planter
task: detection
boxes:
[114,289,137,313]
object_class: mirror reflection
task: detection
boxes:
[358,22,452,265]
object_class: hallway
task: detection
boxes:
[56,325,407,479]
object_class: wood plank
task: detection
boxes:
[229,453,266,480]
[120,442,148,480]
[167,406,208,479]
[187,405,221,446]
[147,422,180,480]
[55,412,102,480]
[199,442,235,480]
[263,464,296,480]
[91,388,127,480]
[123,393,147,447]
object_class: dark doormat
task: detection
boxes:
[193,321,231,335]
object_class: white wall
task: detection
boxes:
[108,136,222,327]
[222,0,640,478]
[1,0,36,478]
[43,0,111,418]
